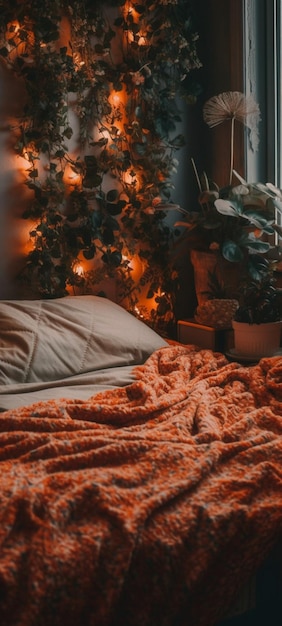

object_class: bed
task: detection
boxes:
[0,295,281,626]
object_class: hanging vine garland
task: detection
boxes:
[0,0,201,331]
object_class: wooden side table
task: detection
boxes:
[177,319,234,352]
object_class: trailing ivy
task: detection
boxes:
[0,0,201,330]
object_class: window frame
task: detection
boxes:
[243,0,282,186]
[243,0,282,245]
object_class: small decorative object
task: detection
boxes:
[195,298,239,329]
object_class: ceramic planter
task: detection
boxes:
[232,320,282,357]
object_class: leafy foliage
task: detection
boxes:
[0,0,201,330]
[176,172,282,269]
[234,263,281,324]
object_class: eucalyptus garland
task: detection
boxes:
[0,0,201,330]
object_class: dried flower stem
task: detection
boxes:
[191,157,202,192]
[230,116,235,185]
[203,91,261,186]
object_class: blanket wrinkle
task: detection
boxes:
[0,345,282,626]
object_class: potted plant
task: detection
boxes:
[231,261,282,357]
[174,164,282,308]
[173,92,282,345]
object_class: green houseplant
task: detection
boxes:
[181,174,282,352]
[212,175,282,355]
[0,0,202,334]
[231,261,282,357]
[175,91,267,267]
[173,90,282,349]
[175,90,280,300]
[175,165,282,310]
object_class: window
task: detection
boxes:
[244,0,282,185]
[244,0,282,246]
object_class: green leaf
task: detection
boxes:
[214,199,239,217]
[83,245,96,260]
[105,216,120,231]
[0,46,9,57]
[170,134,186,148]
[133,142,147,156]
[110,250,122,267]
[92,211,102,228]
[28,169,39,179]
[83,173,102,188]
[102,227,114,245]
[245,239,272,254]
[222,240,244,262]
[106,200,126,216]
[106,189,119,202]
[63,127,73,139]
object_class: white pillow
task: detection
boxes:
[0,296,168,384]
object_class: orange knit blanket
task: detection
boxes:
[0,345,282,626]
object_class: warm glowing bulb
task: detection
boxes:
[138,36,146,46]
[127,30,134,44]
[126,2,138,18]
[127,254,144,281]
[73,263,84,276]
[18,152,32,175]
[7,21,20,38]
[123,170,137,186]
[69,171,81,184]
[112,93,120,106]
[134,305,144,319]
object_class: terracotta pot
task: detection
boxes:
[232,320,282,357]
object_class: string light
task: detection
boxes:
[73,262,85,277]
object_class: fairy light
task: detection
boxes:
[18,152,32,174]
[126,30,134,45]
[111,92,121,106]
[20,221,36,255]
[23,149,32,161]
[74,263,84,276]
[123,169,138,187]
[134,305,145,319]
[62,162,82,189]
[68,171,81,186]
[127,254,144,281]
[125,1,138,19]
[73,52,85,69]
[137,34,146,46]
[6,21,20,39]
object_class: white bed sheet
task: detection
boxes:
[0,364,136,411]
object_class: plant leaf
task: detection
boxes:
[214,199,239,217]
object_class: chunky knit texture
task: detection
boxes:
[0,345,282,626]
